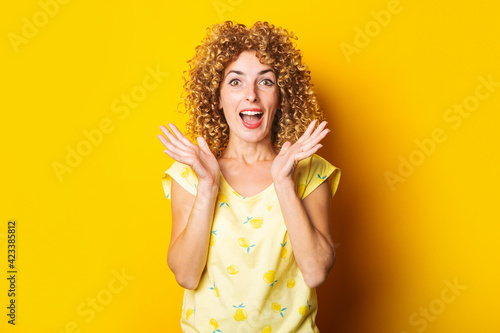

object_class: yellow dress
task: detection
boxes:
[162,154,340,333]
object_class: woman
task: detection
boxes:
[158,21,341,332]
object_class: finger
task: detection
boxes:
[162,148,198,167]
[158,130,198,161]
[310,127,330,146]
[296,120,317,143]
[162,147,180,161]
[310,121,328,140]
[305,119,319,136]
[168,123,197,148]
[160,125,191,152]
[196,137,213,156]
[299,121,327,147]
[299,127,330,152]
[161,135,203,164]
[158,135,192,158]
[159,125,172,137]
[279,141,292,155]
[294,144,323,161]
[157,133,171,148]
[289,126,328,159]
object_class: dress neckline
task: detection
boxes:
[219,172,275,201]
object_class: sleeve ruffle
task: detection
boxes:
[162,162,198,200]
[294,154,341,200]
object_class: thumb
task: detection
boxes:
[280,141,292,155]
[196,137,212,154]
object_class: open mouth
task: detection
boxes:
[239,110,264,128]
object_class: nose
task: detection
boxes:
[245,84,258,102]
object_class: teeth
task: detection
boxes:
[240,111,263,115]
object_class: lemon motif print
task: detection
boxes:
[266,201,275,212]
[232,303,247,321]
[210,230,217,247]
[243,216,264,229]
[261,325,272,333]
[227,265,239,275]
[250,217,264,229]
[181,167,190,179]
[271,302,287,317]
[218,193,229,207]
[209,283,219,297]
[238,237,256,253]
[263,270,278,288]
[180,167,196,189]
[287,278,295,288]
[280,242,287,259]
[299,300,312,316]
[186,308,194,320]
[210,318,222,332]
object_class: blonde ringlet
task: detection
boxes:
[180,21,323,157]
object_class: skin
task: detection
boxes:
[157,50,335,290]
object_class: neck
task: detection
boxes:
[220,134,277,164]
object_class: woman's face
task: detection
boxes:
[219,50,279,145]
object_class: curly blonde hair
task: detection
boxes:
[181,21,323,157]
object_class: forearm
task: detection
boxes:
[274,180,335,288]
[167,182,219,290]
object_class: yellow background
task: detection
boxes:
[2,0,499,332]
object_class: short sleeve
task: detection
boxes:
[294,154,341,200]
[161,161,198,200]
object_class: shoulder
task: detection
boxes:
[294,154,341,200]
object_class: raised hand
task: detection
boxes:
[271,120,330,183]
[157,124,220,187]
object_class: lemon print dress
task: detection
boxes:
[162,154,340,332]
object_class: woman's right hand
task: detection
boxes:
[157,123,220,188]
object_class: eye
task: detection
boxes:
[261,79,274,86]
[229,79,241,86]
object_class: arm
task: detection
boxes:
[271,120,335,288]
[168,175,218,290]
[158,124,220,290]
[274,178,334,289]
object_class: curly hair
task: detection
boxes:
[181,21,323,157]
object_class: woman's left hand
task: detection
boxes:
[271,120,330,183]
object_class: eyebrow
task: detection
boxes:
[225,69,275,78]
